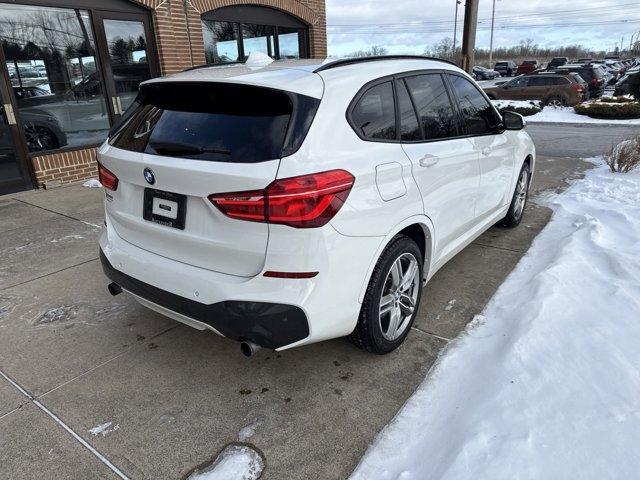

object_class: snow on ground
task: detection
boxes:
[492,99,542,110]
[351,162,640,480]
[82,178,102,188]
[188,445,264,480]
[526,106,640,125]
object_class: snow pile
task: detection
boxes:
[188,445,264,480]
[492,99,542,109]
[351,163,640,480]
[527,106,640,124]
[83,178,102,188]
[245,51,274,69]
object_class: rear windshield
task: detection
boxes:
[109,82,320,163]
[495,62,508,66]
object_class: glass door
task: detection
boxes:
[0,48,33,194]
[92,11,159,119]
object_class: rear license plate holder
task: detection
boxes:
[143,188,187,230]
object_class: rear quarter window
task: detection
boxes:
[350,81,397,140]
[109,82,319,163]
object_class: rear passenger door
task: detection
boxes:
[525,75,551,100]
[399,73,481,261]
[446,74,515,219]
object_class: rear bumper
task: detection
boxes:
[99,211,384,350]
[100,250,309,349]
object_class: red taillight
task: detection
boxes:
[209,169,355,228]
[571,83,585,93]
[209,189,266,222]
[97,162,118,191]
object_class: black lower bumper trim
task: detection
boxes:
[100,250,309,349]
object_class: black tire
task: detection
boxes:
[499,162,531,228]
[349,235,424,354]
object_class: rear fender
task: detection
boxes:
[356,215,436,303]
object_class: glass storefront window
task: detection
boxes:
[202,13,307,65]
[202,20,239,64]
[0,4,110,152]
[277,27,301,59]
[241,24,275,59]
[103,19,152,112]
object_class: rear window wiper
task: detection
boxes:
[148,140,231,156]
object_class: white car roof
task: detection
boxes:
[142,56,464,99]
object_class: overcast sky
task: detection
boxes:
[326,0,640,56]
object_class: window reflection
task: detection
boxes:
[103,19,152,112]
[202,20,239,64]
[277,27,301,59]
[0,4,110,152]
[241,24,275,59]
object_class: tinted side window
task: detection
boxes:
[396,80,421,141]
[551,77,569,85]
[528,76,546,86]
[510,76,529,87]
[351,82,396,140]
[448,75,501,136]
[404,74,457,140]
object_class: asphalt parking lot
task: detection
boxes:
[0,151,592,479]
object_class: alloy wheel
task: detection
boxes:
[513,169,529,220]
[24,124,57,152]
[378,253,420,341]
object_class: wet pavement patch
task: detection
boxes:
[30,302,126,327]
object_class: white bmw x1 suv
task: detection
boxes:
[98,56,535,356]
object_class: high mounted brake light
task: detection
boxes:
[209,170,355,228]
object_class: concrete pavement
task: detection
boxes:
[0,154,591,479]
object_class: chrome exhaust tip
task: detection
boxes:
[108,282,122,296]
[240,341,261,357]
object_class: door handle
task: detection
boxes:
[111,96,123,115]
[481,147,491,156]
[3,103,16,125]
[419,155,439,168]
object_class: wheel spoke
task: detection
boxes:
[379,294,394,316]
[386,307,401,339]
[399,260,418,292]
[390,259,402,289]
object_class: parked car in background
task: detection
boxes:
[614,69,640,96]
[494,61,517,77]
[550,64,607,98]
[577,58,593,63]
[548,57,569,69]
[97,56,535,355]
[472,65,500,80]
[483,72,587,106]
[517,60,539,75]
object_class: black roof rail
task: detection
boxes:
[313,55,459,73]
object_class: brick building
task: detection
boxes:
[0,0,327,194]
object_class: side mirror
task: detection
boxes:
[502,111,526,130]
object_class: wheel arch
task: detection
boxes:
[357,215,435,304]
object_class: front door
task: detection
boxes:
[398,74,481,263]
[92,11,159,119]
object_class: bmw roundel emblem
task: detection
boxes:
[143,168,155,185]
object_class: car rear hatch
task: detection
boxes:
[99,79,321,277]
